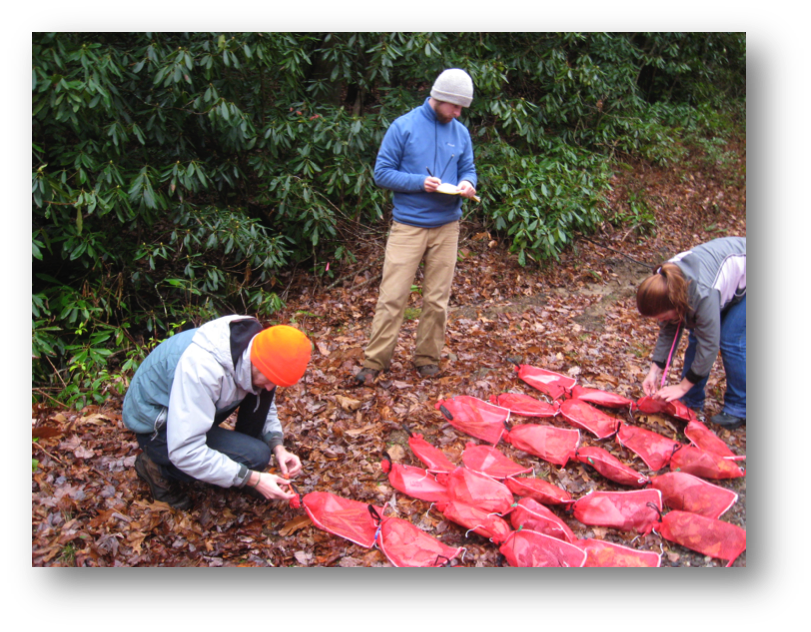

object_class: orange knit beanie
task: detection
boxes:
[250,325,312,387]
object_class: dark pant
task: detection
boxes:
[136,396,272,484]
[680,295,746,417]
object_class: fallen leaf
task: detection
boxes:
[338,556,362,567]
[596,373,619,386]
[386,444,406,461]
[133,499,173,512]
[362,549,386,566]
[345,423,378,437]
[74,445,95,459]
[336,395,361,412]
[279,516,312,537]
[79,413,111,425]
[59,436,82,452]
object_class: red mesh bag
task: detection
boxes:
[461,442,534,479]
[669,445,746,479]
[435,396,509,445]
[684,420,746,461]
[656,510,746,566]
[440,467,514,515]
[572,489,663,534]
[510,497,576,543]
[504,476,573,506]
[570,385,636,410]
[504,424,580,467]
[617,423,682,471]
[636,396,698,423]
[380,458,450,504]
[517,365,577,400]
[499,530,587,567]
[576,539,662,567]
[301,492,386,548]
[574,446,649,488]
[559,398,623,439]
[374,514,464,567]
[650,472,738,519]
[489,393,560,418]
[407,432,456,474]
[441,501,512,544]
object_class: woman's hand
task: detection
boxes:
[652,380,693,403]
[642,365,663,396]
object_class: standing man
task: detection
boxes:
[354,68,478,385]
[123,315,312,509]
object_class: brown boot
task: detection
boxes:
[134,452,193,510]
[416,364,441,379]
[353,367,380,386]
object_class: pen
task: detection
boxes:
[438,154,455,181]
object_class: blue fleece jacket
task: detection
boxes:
[374,98,477,228]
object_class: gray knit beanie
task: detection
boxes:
[430,69,474,108]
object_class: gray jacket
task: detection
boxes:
[122,315,283,488]
[653,237,746,382]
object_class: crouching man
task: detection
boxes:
[122,315,312,510]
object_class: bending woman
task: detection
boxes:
[636,236,746,429]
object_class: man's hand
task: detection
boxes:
[273,445,302,478]
[249,471,295,501]
[423,176,441,193]
[457,180,477,199]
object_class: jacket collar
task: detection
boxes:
[421,97,439,123]
[235,342,258,393]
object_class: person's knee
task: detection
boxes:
[223,436,271,470]
[244,441,272,470]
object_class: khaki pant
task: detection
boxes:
[363,220,460,371]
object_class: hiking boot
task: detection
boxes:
[416,364,441,379]
[709,412,746,430]
[134,452,193,510]
[354,367,380,386]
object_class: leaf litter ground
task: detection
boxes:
[32,142,746,566]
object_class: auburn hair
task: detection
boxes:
[636,262,690,318]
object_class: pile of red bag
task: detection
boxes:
[288,364,746,567]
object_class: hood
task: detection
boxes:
[191,315,256,381]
